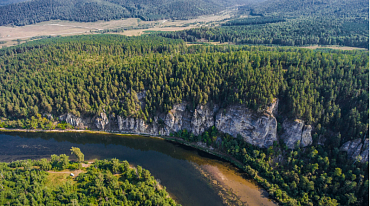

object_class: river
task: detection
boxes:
[0,131,276,206]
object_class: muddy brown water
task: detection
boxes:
[0,132,276,206]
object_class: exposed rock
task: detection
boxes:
[301,125,313,147]
[191,104,216,136]
[215,106,277,148]
[161,102,192,136]
[117,116,154,134]
[266,99,279,117]
[340,138,369,163]
[59,113,84,128]
[46,114,53,121]
[281,119,313,149]
[95,113,109,130]
[62,98,315,150]
[360,139,369,163]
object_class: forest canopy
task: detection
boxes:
[0,0,249,26]
[0,34,368,206]
[156,0,369,48]
[0,152,179,206]
[0,35,368,144]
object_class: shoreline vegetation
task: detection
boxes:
[0,35,367,205]
[0,128,278,205]
[0,146,180,206]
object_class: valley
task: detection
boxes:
[0,0,368,205]
[0,9,234,48]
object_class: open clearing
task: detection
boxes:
[44,163,92,188]
[0,9,234,48]
[300,45,366,50]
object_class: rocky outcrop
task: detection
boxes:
[280,119,313,149]
[340,138,369,163]
[191,104,217,136]
[215,106,277,148]
[361,139,369,163]
[162,102,192,135]
[95,113,109,130]
[115,102,279,148]
[59,113,84,128]
[58,97,313,150]
[265,98,279,117]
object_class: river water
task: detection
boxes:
[0,131,276,206]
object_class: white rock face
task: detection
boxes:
[340,138,369,163]
[281,119,313,149]
[95,113,109,130]
[215,106,277,148]
[162,102,192,135]
[59,113,84,128]
[69,98,313,150]
[361,139,369,163]
[191,104,216,136]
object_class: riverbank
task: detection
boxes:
[0,127,277,205]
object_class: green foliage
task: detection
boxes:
[0,35,367,144]
[246,0,368,19]
[0,155,180,206]
[159,17,369,48]
[222,16,286,26]
[0,34,368,206]
[178,127,369,206]
[158,0,368,48]
[70,147,84,162]
[0,0,245,26]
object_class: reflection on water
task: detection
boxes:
[0,132,276,206]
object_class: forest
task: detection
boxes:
[221,16,286,26]
[173,125,368,206]
[156,0,368,48]
[0,0,247,26]
[244,0,369,18]
[0,35,368,205]
[0,148,179,205]
[158,16,369,48]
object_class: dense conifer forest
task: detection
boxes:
[158,17,368,48]
[157,0,369,48]
[0,0,250,26]
[0,35,368,205]
[0,151,178,205]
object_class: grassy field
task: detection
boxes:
[44,173,72,188]
[0,9,234,48]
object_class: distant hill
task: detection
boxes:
[242,0,369,18]
[0,0,29,6]
[157,0,368,48]
[0,0,258,26]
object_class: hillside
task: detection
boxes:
[0,0,257,26]
[0,0,29,6]
[245,0,369,18]
[158,0,369,48]
[0,35,368,205]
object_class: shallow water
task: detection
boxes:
[0,132,275,206]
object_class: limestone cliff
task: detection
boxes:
[114,101,280,148]
[59,113,84,128]
[58,99,313,150]
[215,106,277,148]
[340,138,369,163]
[95,113,109,130]
[280,119,313,149]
